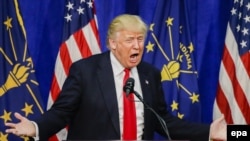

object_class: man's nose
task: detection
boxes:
[133,39,140,49]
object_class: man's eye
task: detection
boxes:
[138,38,144,42]
[138,38,143,41]
[126,39,133,43]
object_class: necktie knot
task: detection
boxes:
[123,68,130,84]
[124,68,130,73]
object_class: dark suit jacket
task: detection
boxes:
[36,51,210,141]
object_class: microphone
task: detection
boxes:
[123,77,172,141]
[123,77,134,96]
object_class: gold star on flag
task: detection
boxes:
[188,43,194,53]
[0,110,12,123]
[171,100,178,111]
[146,41,155,53]
[21,136,30,141]
[0,132,8,141]
[166,17,174,26]
[190,93,199,103]
[4,17,12,30]
[178,112,184,119]
[22,103,34,117]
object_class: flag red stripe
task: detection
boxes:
[222,45,250,123]
[73,30,93,58]
[60,42,72,75]
[216,85,233,124]
[50,75,61,101]
[49,134,59,141]
[240,52,250,77]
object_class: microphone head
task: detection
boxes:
[123,77,135,96]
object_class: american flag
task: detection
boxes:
[46,0,101,140]
[213,0,250,124]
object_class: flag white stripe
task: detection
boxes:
[94,15,98,29]
[47,93,54,109]
[55,128,68,141]
[213,102,221,120]
[65,36,83,62]
[47,55,67,109]
[82,24,101,54]
[54,57,67,89]
[219,63,246,124]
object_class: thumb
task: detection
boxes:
[218,114,226,123]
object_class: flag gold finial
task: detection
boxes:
[161,61,180,81]
[0,63,30,97]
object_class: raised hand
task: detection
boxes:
[5,112,36,137]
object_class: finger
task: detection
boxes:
[5,122,16,128]
[215,114,225,123]
[14,112,25,121]
[220,114,225,120]
[5,129,17,134]
[219,114,227,123]
[6,128,25,136]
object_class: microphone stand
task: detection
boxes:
[133,90,172,141]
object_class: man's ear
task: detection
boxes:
[109,38,116,50]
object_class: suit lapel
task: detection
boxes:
[96,52,120,136]
[137,63,153,107]
[137,63,154,137]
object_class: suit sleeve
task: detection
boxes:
[36,62,83,140]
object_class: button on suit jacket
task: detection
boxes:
[36,51,209,141]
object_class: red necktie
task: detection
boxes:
[123,68,137,140]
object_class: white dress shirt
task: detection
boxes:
[110,52,144,140]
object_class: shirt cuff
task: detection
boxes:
[31,121,39,141]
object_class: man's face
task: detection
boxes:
[109,30,145,69]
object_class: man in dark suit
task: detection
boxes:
[5,14,226,141]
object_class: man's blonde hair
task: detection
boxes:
[106,14,148,48]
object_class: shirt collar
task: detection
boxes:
[110,52,125,76]
[110,52,137,76]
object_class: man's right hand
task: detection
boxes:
[5,112,36,137]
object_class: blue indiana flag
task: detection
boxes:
[0,0,44,140]
[143,0,201,125]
